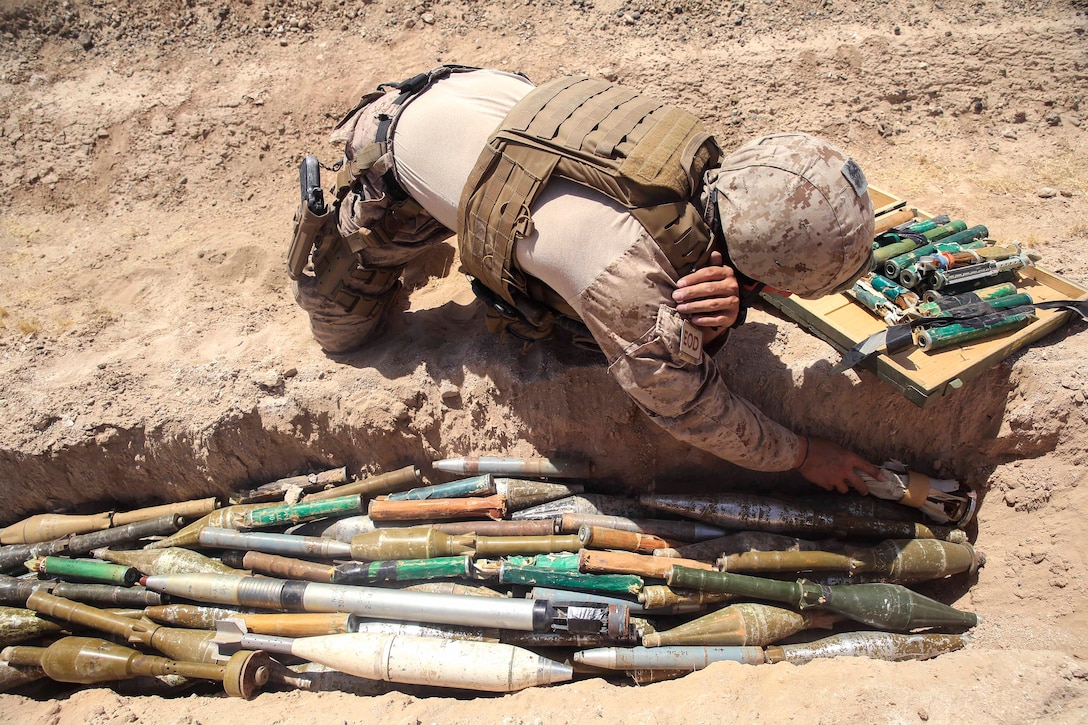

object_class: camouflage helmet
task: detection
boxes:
[707,133,874,299]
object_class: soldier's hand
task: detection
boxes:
[673,252,741,329]
[796,437,881,495]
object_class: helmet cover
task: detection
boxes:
[709,133,874,298]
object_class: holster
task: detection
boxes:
[288,200,336,280]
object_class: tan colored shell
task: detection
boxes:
[709,133,875,298]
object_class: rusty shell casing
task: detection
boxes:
[473,534,583,557]
[240,494,366,530]
[0,578,164,607]
[240,612,356,637]
[1,512,113,546]
[26,591,222,664]
[0,605,65,646]
[667,566,979,631]
[433,519,555,537]
[144,604,251,629]
[231,466,351,505]
[0,660,45,692]
[638,493,958,541]
[303,465,423,502]
[1,636,270,699]
[641,602,836,647]
[578,549,714,579]
[32,556,140,586]
[764,631,968,664]
[717,539,981,583]
[111,497,220,527]
[573,645,765,670]
[512,495,655,521]
[221,551,335,584]
[332,556,473,585]
[198,527,352,560]
[93,546,247,577]
[385,475,495,502]
[578,525,672,553]
[144,503,271,550]
[0,514,186,575]
[559,514,726,543]
[493,479,586,512]
[349,528,476,561]
[367,494,507,522]
[433,456,593,479]
[637,585,737,610]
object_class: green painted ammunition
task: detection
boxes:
[331,556,473,585]
[922,219,968,242]
[667,566,978,631]
[499,563,643,595]
[918,309,1035,352]
[240,494,365,529]
[30,556,140,586]
[916,285,1023,316]
[385,475,494,501]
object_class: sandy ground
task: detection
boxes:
[0,0,1087,722]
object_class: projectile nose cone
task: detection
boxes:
[543,659,574,684]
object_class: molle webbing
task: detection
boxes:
[458,76,722,306]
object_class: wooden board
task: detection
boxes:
[761,188,1088,408]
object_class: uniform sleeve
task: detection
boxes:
[573,229,803,472]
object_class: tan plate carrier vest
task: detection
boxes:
[458,75,723,333]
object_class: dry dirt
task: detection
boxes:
[1,0,1087,722]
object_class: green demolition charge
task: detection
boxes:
[331,556,473,585]
[30,557,140,586]
[918,309,1036,352]
[241,494,365,529]
[499,563,643,596]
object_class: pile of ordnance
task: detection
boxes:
[0,457,982,698]
[852,214,1043,351]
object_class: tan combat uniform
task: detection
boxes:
[296,69,803,472]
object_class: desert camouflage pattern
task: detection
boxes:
[706,133,875,299]
[575,227,803,472]
[294,90,452,353]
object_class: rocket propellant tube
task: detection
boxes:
[198,527,352,559]
[573,645,765,670]
[142,574,547,632]
[764,631,968,664]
